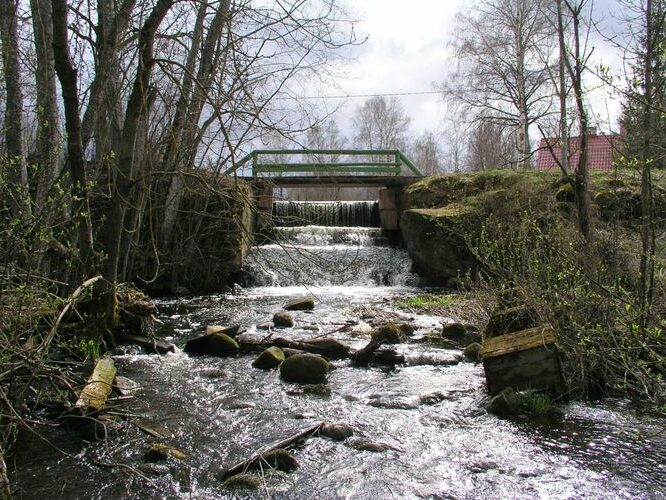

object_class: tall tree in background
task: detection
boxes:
[445,0,557,167]
[1,0,31,222]
[409,130,443,174]
[467,120,515,170]
[619,0,666,325]
[353,96,410,150]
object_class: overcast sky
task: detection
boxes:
[312,0,629,141]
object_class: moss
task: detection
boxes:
[396,294,458,311]
[223,473,262,490]
[252,346,285,370]
[371,323,402,343]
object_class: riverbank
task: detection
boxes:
[399,169,666,404]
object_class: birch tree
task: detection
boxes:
[445,0,557,167]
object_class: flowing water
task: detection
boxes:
[12,201,666,499]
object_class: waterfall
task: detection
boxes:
[243,200,416,287]
[272,200,380,227]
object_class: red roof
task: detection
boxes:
[536,133,623,171]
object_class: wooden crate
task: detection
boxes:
[481,326,563,395]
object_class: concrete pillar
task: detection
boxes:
[252,181,273,231]
[378,187,400,230]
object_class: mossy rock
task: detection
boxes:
[184,332,239,356]
[555,183,575,202]
[485,305,536,338]
[441,322,466,339]
[261,448,299,472]
[371,322,402,344]
[284,297,315,311]
[252,346,285,370]
[223,473,262,490]
[205,324,241,337]
[279,354,329,384]
[400,204,481,285]
[302,383,332,397]
[463,342,482,362]
[144,443,187,462]
[320,423,354,441]
[273,312,294,328]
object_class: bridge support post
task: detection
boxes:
[253,181,273,231]
[378,187,401,230]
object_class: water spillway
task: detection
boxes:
[245,200,414,287]
[272,200,380,227]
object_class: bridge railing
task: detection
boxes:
[224,149,423,177]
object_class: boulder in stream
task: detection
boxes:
[262,448,299,472]
[206,325,241,337]
[284,297,315,311]
[223,473,262,490]
[144,443,187,462]
[280,353,329,384]
[320,423,354,441]
[371,322,403,344]
[252,346,285,370]
[273,312,294,328]
[184,333,239,357]
[463,342,482,362]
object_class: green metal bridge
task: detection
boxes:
[224,149,424,186]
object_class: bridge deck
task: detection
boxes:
[247,175,422,187]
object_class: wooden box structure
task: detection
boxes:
[480,326,563,395]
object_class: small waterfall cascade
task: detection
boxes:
[243,200,416,287]
[272,200,380,227]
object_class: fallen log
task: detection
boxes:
[75,356,116,411]
[351,339,383,367]
[273,338,350,359]
[116,333,175,355]
[220,423,324,480]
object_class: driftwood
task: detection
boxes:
[351,339,383,367]
[116,333,175,354]
[220,423,324,480]
[272,338,350,359]
[76,356,116,411]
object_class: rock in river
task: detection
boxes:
[184,333,239,357]
[280,354,329,384]
[262,448,299,472]
[320,423,354,441]
[223,473,262,490]
[273,312,294,328]
[284,297,315,311]
[252,346,285,370]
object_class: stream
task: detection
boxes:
[12,201,666,499]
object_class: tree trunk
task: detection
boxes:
[30,0,61,210]
[161,1,230,247]
[0,0,32,222]
[556,0,570,174]
[51,0,95,276]
[563,0,592,240]
[101,0,175,296]
[639,0,657,327]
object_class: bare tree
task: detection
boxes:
[1,0,32,222]
[467,120,515,170]
[445,0,557,167]
[408,130,444,174]
[353,96,410,151]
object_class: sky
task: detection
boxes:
[308,0,630,142]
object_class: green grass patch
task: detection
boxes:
[395,294,459,311]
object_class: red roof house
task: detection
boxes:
[536,129,623,171]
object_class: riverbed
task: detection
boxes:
[11,206,666,498]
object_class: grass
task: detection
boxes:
[394,294,459,311]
